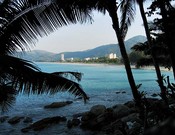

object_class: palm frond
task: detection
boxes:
[0,84,17,112]
[131,42,149,52]
[136,56,171,69]
[120,0,136,39]
[136,57,153,68]
[0,0,93,55]
[0,55,88,101]
[20,71,87,99]
[52,72,83,82]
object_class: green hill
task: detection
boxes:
[15,35,146,62]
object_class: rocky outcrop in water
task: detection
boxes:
[8,116,24,124]
[44,101,73,108]
[21,116,67,132]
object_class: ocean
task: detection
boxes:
[0,62,173,135]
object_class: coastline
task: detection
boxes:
[36,61,172,72]
[131,65,172,72]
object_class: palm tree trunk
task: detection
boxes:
[158,0,175,80]
[138,1,167,102]
[107,1,141,104]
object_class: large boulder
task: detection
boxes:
[144,116,175,135]
[112,104,131,119]
[0,116,9,123]
[23,117,33,123]
[90,105,106,116]
[8,116,24,124]
[80,108,113,130]
[73,111,88,118]
[67,118,81,128]
[21,116,66,132]
[121,113,140,123]
[124,101,136,108]
[102,119,128,135]
[44,101,73,108]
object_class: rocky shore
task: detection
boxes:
[1,97,175,135]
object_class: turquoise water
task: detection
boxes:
[0,63,173,135]
[38,62,173,94]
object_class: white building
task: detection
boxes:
[61,53,65,61]
[85,57,91,61]
[67,57,74,61]
[108,53,117,59]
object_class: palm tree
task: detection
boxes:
[131,40,171,69]
[106,0,141,104]
[149,0,175,79]
[0,0,141,106]
[121,0,168,102]
[0,0,90,112]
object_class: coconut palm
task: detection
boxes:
[74,0,141,104]
[132,39,171,69]
[0,0,90,112]
[120,0,169,102]
[149,0,175,79]
[0,0,141,106]
[105,0,141,104]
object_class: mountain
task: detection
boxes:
[15,35,146,62]
[61,35,146,59]
[14,50,56,62]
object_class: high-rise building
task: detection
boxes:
[61,53,65,61]
[108,53,117,59]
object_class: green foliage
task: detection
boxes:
[83,57,121,64]
[129,51,145,65]
[0,0,90,112]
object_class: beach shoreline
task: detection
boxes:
[36,62,172,72]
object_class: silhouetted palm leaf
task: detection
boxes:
[136,57,153,68]
[131,42,149,52]
[0,0,142,111]
[52,72,83,82]
[0,55,88,104]
[0,0,93,55]
[0,83,17,112]
[120,0,136,39]
[0,0,92,111]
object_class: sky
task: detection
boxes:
[33,5,149,53]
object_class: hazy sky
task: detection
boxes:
[33,6,148,53]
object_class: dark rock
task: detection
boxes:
[102,119,128,135]
[67,120,73,128]
[23,117,33,123]
[116,91,126,94]
[127,122,142,135]
[21,127,31,133]
[0,116,9,123]
[95,108,114,126]
[80,111,98,130]
[72,118,80,126]
[75,97,83,100]
[121,113,140,123]
[114,130,124,135]
[81,108,114,131]
[112,104,131,119]
[81,112,95,122]
[73,112,88,118]
[124,101,136,108]
[67,118,80,128]
[151,93,158,97]
[144,116,175,135]
[90,105,106,116]
[121,91,126,94]
[44,101,73,108]
[8,116,24,124]
[21,116,66,132]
